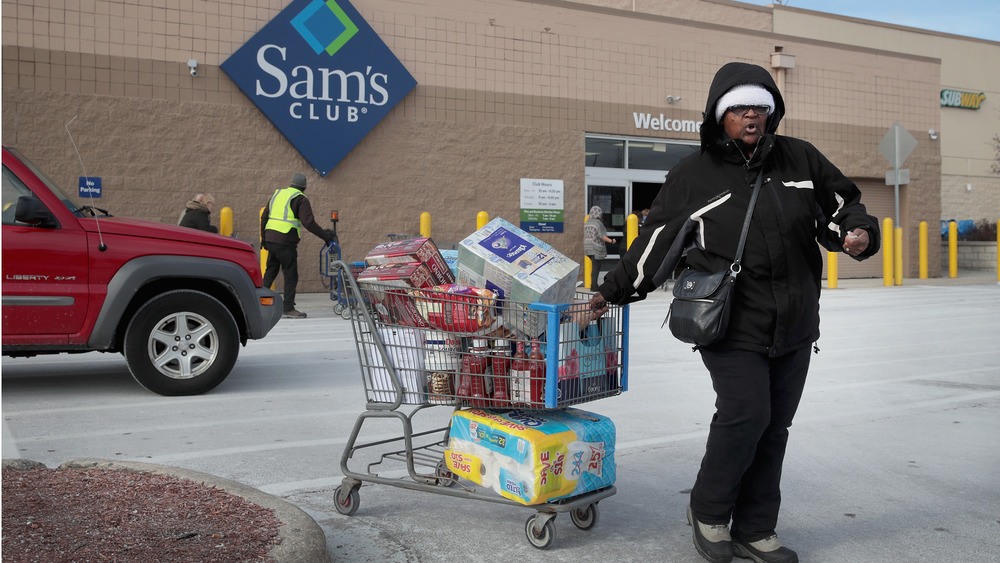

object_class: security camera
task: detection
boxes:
[187,59,198,77]
[928,129,938,140]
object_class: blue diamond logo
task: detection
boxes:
[221,0,417,176]
[291,0,358,56]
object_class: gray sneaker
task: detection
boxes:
[282,309,308,319]
[732,534,798,563]
[688,505,733,563]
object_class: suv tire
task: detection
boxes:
[124,290,240,396]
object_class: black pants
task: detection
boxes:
[690,346,811,542]
[588,256,604,289]
[262,242,298,312]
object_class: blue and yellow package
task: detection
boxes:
[444,407,616,505]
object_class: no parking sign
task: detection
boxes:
[79,177,101,198]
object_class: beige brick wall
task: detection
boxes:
[941,174,1000,223]
[942,242,999,272]
[3,0,945,288]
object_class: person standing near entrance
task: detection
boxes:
[260,173,336,319]
[583,205,616,290]
[590,62,879,563]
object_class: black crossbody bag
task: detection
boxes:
[666,169,763,347]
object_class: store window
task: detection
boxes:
[585,138,624,168]
[585,136,697,170]
[628,141,698,170]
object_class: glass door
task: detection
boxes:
[585,178,627,259]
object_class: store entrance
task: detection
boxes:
[585,134,698,263]
[631,182,663,224]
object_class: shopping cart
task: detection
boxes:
[320,241,365,319]
[330,259,629,549]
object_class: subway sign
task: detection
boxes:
[940,89,985,110]
[222,0,417,176]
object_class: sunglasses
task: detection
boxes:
[728,105,771,117]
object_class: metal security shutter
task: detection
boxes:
[821,180,893,279]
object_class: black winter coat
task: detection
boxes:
[599,62,880,357]
[179,205,217,233]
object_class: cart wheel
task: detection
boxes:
[569,503,600,530]
[435,460,457,487]
[333,303,344,316]
[333,485,360,516]
[340,305,353,320]
[525,514,556,549]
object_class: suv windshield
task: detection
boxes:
[7,147,90,216]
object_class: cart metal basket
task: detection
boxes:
[330,260,629,548]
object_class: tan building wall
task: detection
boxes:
[771,5,1000,229]
[3,0,944,290]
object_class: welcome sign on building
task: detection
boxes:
[222,0,417,176]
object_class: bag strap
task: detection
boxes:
[730,169,765,279]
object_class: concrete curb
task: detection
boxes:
[27,458,330,563]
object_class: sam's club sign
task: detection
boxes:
[221,0,417,176]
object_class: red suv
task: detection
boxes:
[2,146,282,395]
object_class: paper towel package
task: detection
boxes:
[457,218,579,337]
[444,407,615,505]
[364,327,427,404]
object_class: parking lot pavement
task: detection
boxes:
[3,274,999,562]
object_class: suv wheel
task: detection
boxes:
[124,290,240,396]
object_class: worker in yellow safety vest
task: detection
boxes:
[260,172,336,319]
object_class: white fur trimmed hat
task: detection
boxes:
[715,84,775,123]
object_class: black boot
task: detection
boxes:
[732,534,798,563]
[687,505,734,563]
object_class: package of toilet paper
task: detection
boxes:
[444,407,616,505]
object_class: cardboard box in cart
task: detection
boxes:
[457,218,579,336]
[365,238,455,286]
[357,262,434,328]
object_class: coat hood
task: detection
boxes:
[185,200,210,212]
[700,62,785,152]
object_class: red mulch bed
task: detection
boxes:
[2,467,282,562]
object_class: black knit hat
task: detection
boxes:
[290,173,307,190]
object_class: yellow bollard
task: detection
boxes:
[893,227,903,286]
[220,206,233,237]
[948,221,958,278]
[827,251,838,289]
[477,211,489,230]
[420,212,431,238]
[259,207,273,289]
[583,213,592,288]
[882,217,894,286]
[918,221,928,279]
[626,213,638,249]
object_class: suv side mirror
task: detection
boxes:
[14,196,58,228]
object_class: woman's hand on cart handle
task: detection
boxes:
[589,291,609,319]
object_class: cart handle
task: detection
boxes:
[529,301,629,405]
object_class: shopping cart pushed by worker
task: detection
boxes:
[319,211,365,319]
